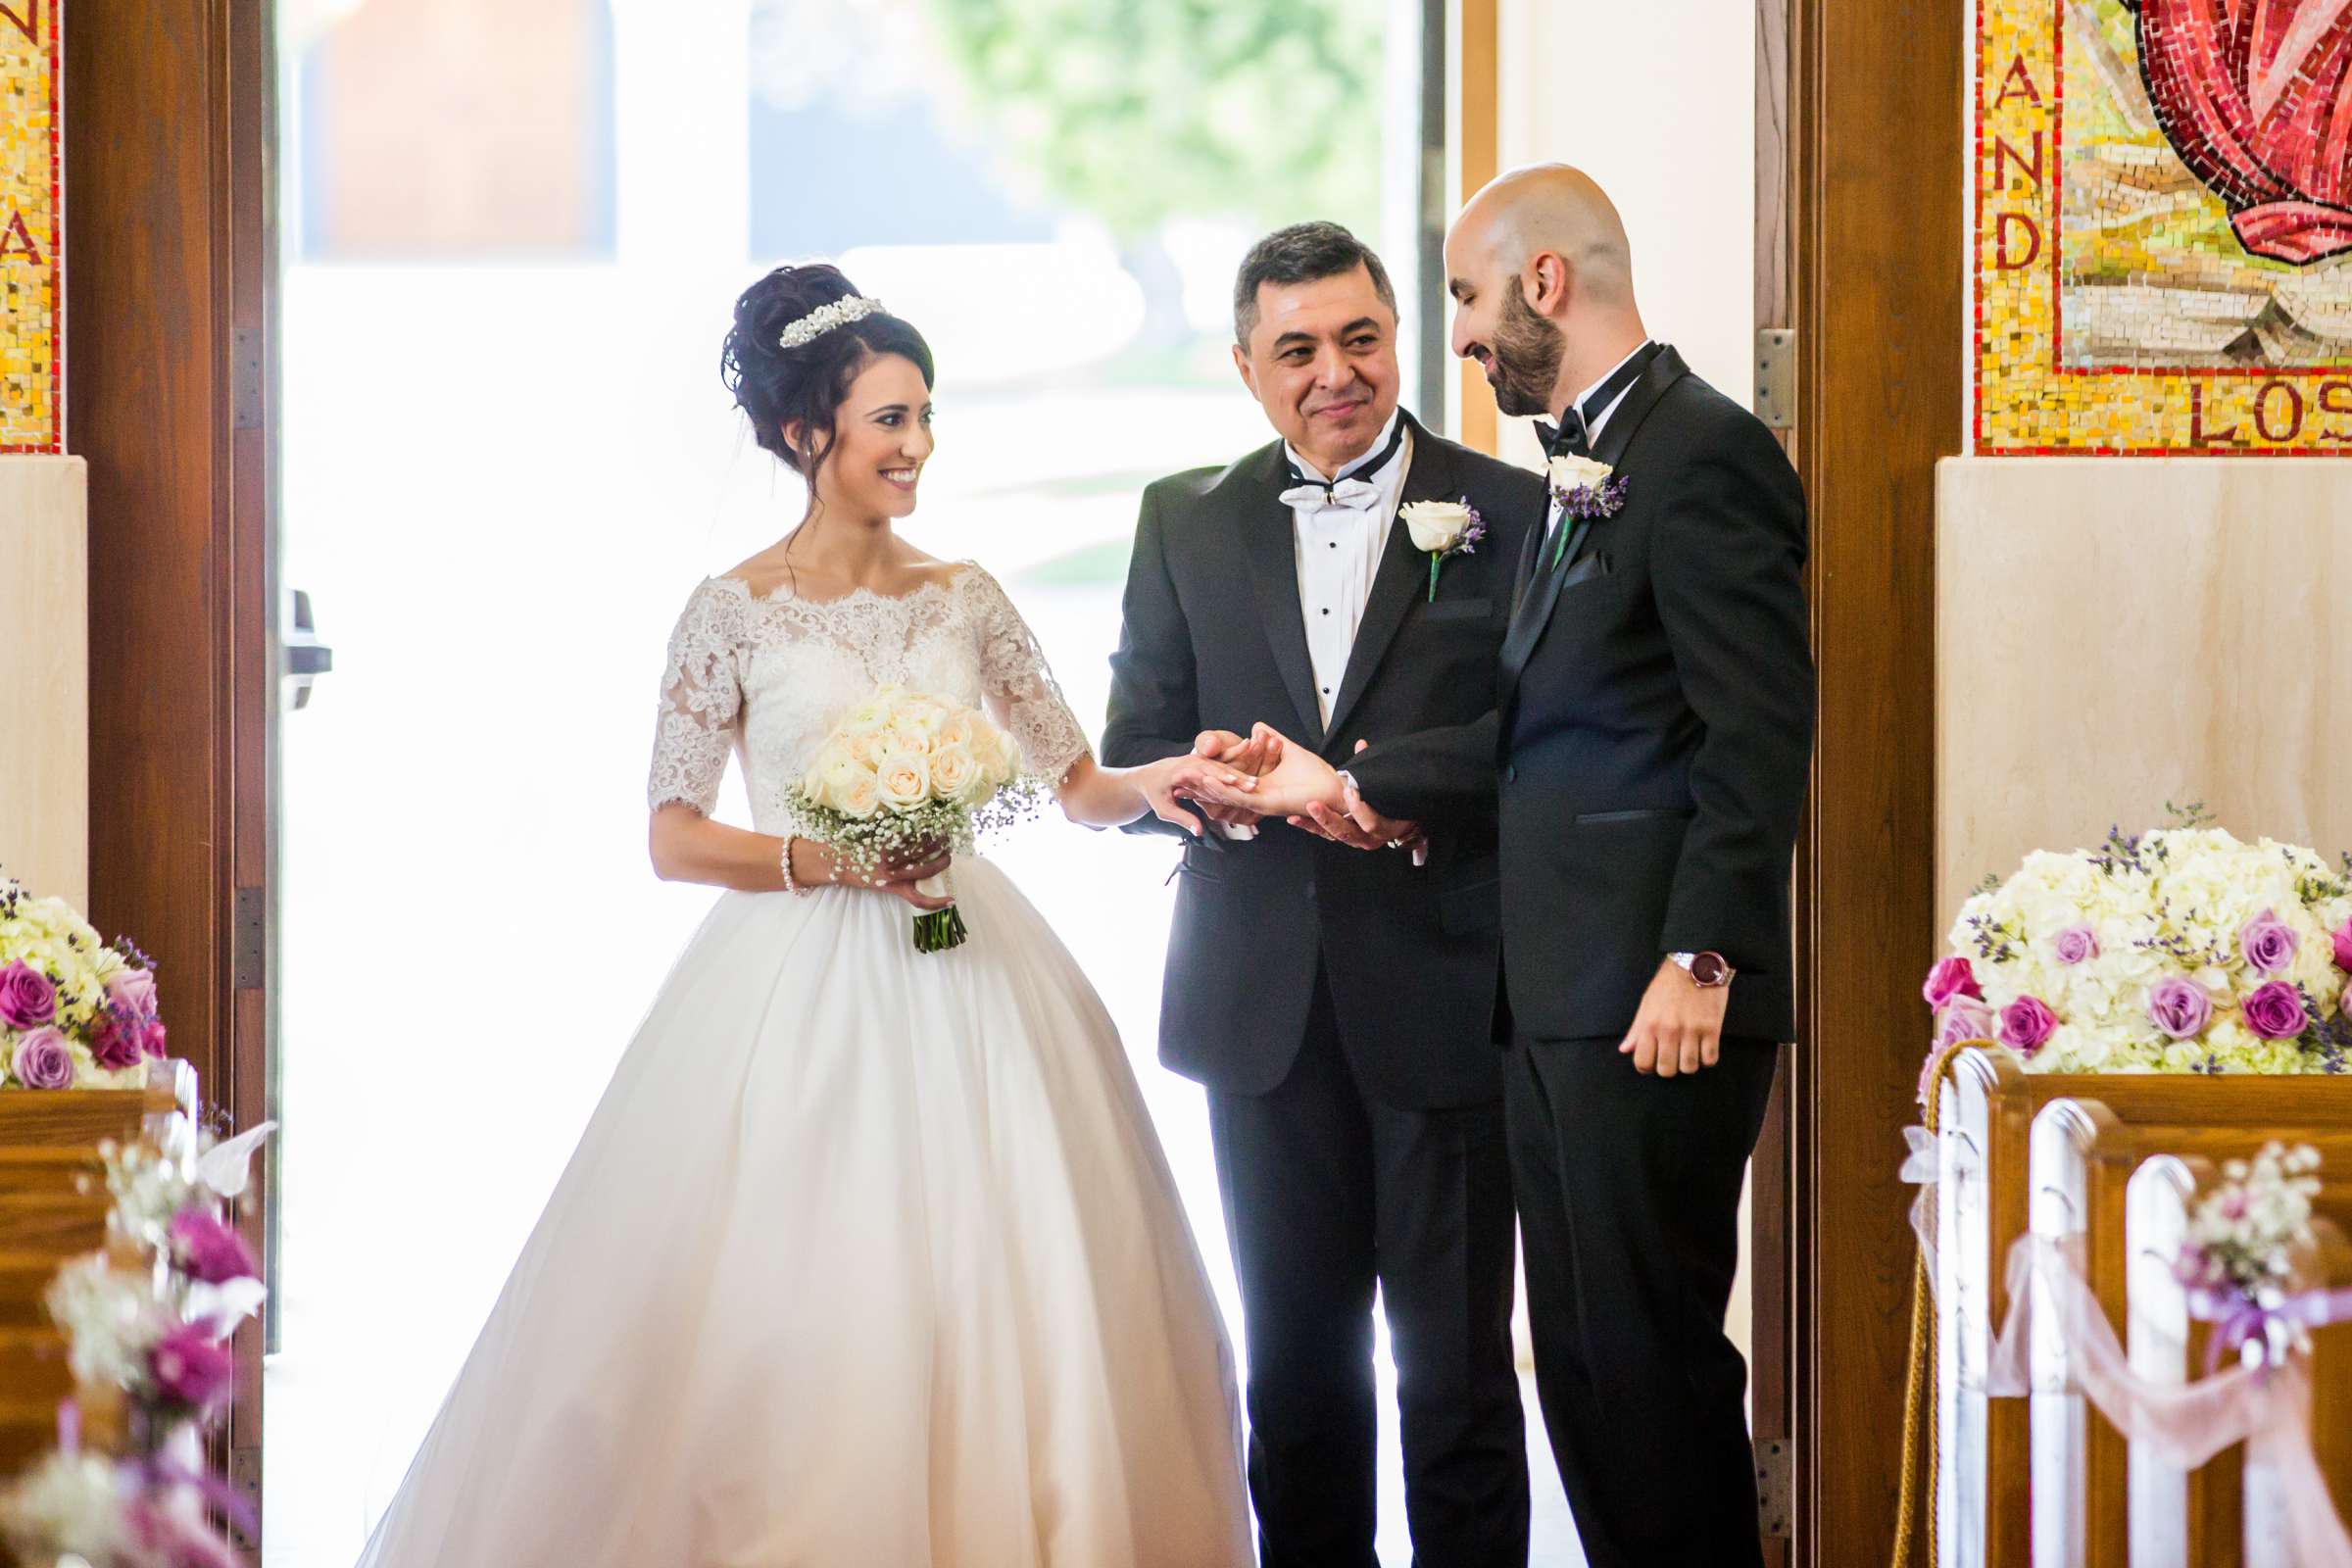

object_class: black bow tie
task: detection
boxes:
[1285,413,1408,496]
[1537,342,1662,462]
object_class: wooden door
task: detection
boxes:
[64,0,278,1541]
[1781,0,1963,1560]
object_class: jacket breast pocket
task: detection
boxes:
[1421,596,1493,623]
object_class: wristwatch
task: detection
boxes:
[1669,951,1735,988]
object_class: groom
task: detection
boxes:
[1104,221,1540,1567]
[1198,169,1814,1567]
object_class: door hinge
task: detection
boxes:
[1755,327,1795,430]
[227,1446,262,1548]
[1755,1436,1792,1538]
[233,886,265,991]
[232,327,264,430]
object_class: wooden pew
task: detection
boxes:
[0,1060,197,1475]
[2129,1159,2352,1568]
[1931,1048,2352,1567]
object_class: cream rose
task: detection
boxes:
[937,710,978,752]
[842,725,891,767]
[829,767,882,819]
[1548,455,1614,493]
[1399,499,1476,555]
[929,743,982,804]
[876,751,933,812]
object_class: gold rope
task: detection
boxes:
[1891,1038,1976,1568]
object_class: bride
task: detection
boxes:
[355,265,1253,1567]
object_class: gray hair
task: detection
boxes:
[1232,221,1397,349]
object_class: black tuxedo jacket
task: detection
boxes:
[1102,413,1544,1108]
[1347,349,1814,1045]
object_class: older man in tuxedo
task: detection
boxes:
[1195,170,1814,1568]
[1103,221,1541,1568]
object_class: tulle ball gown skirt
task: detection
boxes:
[354,859,1251,1567]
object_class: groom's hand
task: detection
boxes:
[1619,959,1730,1077]
[1293,742,1425,857]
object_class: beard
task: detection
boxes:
[1486,288,1565,418]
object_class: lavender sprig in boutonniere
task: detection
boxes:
[1398,499,1486,602]
[1547,455,1631,566]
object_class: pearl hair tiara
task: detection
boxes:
[777,295,888,350]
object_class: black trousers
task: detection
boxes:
[1206,972,1528,1568]
[1507,1032,1780,1568]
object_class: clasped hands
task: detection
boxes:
[1148,722,1423,855]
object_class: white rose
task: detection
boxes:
[937,710,978,752]
[993,728,1023,782]
[1548,455,1613,493]
[929,743,983,804]
[893,700,947,737]
[1399,499,1475,554]
[889,721,934,756]
[829,768,882,819]
[876,751,933,811]
[841,725,891,767]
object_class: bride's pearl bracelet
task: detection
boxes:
[781,836,815,897]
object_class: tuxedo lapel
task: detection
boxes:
[1320,418,1452,748]
[1231,444,1326,747]
[1497,346,1690,710]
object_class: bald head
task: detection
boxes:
[1460,165,1636,308]
[1445,164,1647,420]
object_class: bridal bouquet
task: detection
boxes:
[786,684,1045,953]
[1926,814,2352,1078]
[0,874,167,1092]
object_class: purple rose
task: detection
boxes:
[89,1005,144,1071]
[2332,917,2352,973]
[1935,997,1997,1049]
[146,1324,233,1412]
[1999,995,2058,1054]
[0,960,57,1031]
[2147,976,2214,1040]
[168,1210,258,1286]
[2238,908,2301,975]
[105,966,159,1020]
[9,1027,75,1090]
[2241,980,2311,1041]
[1924,956,1984,1010]
[139,1017,170,1061]
[2053,924,2100,965]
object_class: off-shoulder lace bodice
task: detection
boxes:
[645,564,1091,834]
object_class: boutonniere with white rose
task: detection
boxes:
[1546,456,1631,566]
[1398,498,1487,602]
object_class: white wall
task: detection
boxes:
[1492,0,1756,465]
[0,457,88,908]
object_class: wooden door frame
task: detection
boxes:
[65,0,277,1540]
[1782,0,1961,1561]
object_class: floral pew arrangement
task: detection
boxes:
[0,1118,272,1567]
[1,875,169,1093]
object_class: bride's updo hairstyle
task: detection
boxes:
[720,262,935,492]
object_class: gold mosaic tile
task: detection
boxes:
[1977,0,2352,455]
[0,0,57,454]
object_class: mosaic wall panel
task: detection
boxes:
[0,0,56,454]
[1977,0,2352,454]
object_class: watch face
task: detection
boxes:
[1690,952,1731,986]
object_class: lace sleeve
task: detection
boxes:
[647,579,746,815]
[963,567,1091,783]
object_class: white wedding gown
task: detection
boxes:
[355,566,1250,1568]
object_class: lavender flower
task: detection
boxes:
[2147,976,2213,1040]
[10,1026,75,1090]
[2237,908,2300,975]
[2052,924,2100,965]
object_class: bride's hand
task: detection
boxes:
[1176,722,1344,819]
[795,838,957,911]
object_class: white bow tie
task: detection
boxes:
[1280,477,1385,514]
